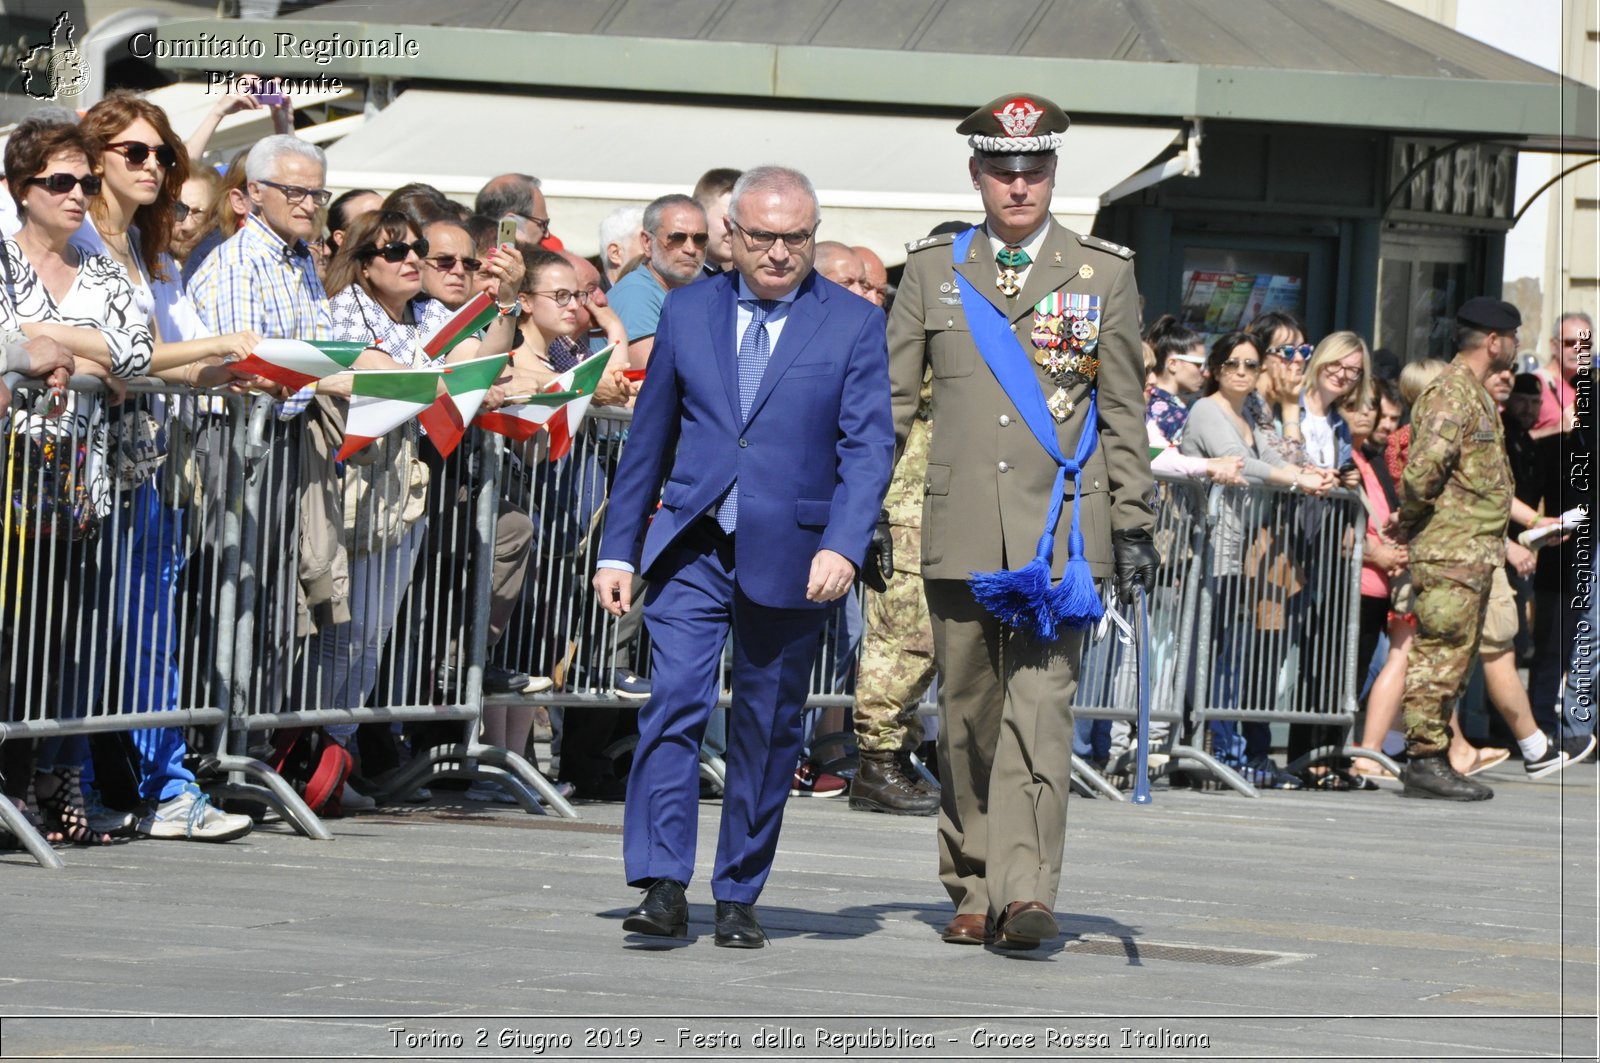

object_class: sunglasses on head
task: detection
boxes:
[363,238,429,263]
[105,140,179,169]
[28,172,101,196]
[423,253,481,273]
[1269,343,1314,361]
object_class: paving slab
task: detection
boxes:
[1,762,1595,1061]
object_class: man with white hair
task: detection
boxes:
[189,134,333,348]
[597,204,645,290]
[595,165,892,948]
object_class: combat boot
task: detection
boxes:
[896,749,941,798]
[850,750,940,815]
[1401,754,1494,801]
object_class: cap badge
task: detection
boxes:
[994,98,1044,138]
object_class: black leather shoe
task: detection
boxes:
[713,901,766,948]
[621,879,688,938]
[1402,754,1493,801]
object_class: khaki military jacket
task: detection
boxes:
[1399,357,1513,569]
[886,220,1154,579]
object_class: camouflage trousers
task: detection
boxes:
[853,523,936,754]
[1401,560,1494,756]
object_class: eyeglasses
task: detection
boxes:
[730,220,816,251]
[27,172,101,196]
[259,180,333,207]
[423,254,481,273]
[533,289,590,307]
[173,202,192,222]
[1220,359,1262,375]
[517,213,551,237]
[1560,337,1586,348]
[363,239,429,263]
[660,230,710,249]
[1324,362,1363,381]
[1269,343,1314,361]
[104,140,179,170]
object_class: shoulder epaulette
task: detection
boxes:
[1076,233,1134,259]
[905,231,960,254]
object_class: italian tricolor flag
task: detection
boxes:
[418,353,509,459]
[476,347,612,461]
[422,291,499,360]
[233,338,370,391]
[337,367,446,461]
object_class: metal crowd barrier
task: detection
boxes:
[0,377,297,868]
[1186,480,1388,793]
[493,412,1376,803]
[226,400,572,823]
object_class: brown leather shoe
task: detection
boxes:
[994,901,1059,950]
[941,913,993,945]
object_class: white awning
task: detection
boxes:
[325,89,1182,265]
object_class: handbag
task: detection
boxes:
[342,430,430,553]
[6,425,95,540]
[102,399,166,490]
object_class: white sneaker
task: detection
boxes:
[137,785,253,842]
[340,782,376,812]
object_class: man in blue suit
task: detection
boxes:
[593,166,894,948]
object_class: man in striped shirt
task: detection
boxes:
[188,135,335,418]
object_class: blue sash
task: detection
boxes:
[951,228,1103,639]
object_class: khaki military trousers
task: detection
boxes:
[853,523,936,754]
[924,578,1082,919]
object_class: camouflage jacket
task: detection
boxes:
[1399,357,1512,567]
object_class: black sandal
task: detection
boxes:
[34,769,112,846]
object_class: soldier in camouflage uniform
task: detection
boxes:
[850,375,941,815]
[1397,297,1520,801]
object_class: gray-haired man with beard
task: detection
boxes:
[609,193,709,366]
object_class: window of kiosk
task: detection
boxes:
[1177,247,1312,349]
[1375,247,1473,365]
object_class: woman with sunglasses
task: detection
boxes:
[170,166,219,264]
[67,93,265,841]
[79,93,263,383]
[1245,310,1313,465]
[1144,314,1207,447]
[1,118,154,847]
[314,210,516,803]
[1180,332,1334,790]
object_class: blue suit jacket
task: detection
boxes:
[599,269,894,610]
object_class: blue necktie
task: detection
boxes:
[715,298,776,533]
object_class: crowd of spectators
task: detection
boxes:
[0,84,1592,852]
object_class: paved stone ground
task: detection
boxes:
[1,760,1595,1061]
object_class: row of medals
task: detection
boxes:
[996,263,1100,423]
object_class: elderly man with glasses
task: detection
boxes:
[607,194,709,368]
[594,166,892,948]
[474,172,551,247]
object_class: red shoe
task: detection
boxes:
[790,759,847,798]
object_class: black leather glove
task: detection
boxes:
[1112,528,1160,604]
[861,511,894,593]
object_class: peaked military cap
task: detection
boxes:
[1455,296,1521,332]
[959,93,1070,172]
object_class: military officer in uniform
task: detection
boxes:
[887,94,1157,950]
[1396,297,1520,801]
